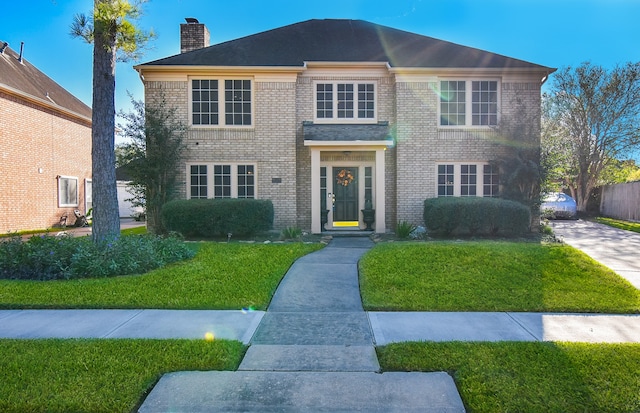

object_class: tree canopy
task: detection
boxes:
[542,62,640,211]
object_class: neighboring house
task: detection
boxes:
[135,19,554,234]
[115,164,143,218]
[0,41,92,233]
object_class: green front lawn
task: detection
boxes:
[0,243,322,310]
[378,341,640,413]
[360,241,640,313]
[0,339,244,413]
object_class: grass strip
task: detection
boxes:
[360,241,639,313]
[0,242,322,310]
[594,217,640,234]
[378,341,640,413]
[0,339,244,413]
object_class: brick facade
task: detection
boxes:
[139,19,548,234]
[144,73,542,233]
[0,91,92,233]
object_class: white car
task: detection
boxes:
[541,193,577,219]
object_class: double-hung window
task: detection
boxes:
[191,79,252,126]
[439,80,498,127]
[315,82,376,122]
[58,176,78,207]
[437,163,499,197]
[188,164,255,199]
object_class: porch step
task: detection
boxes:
[238,345,380,372]
[138,371,466,413]
[321,230,373,237]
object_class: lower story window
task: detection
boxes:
[437,165,454,196]
[437,163,498,197]
[58,175,78,207]
[483,164,499,197]
[188,163,256,199]
[190,165,208,198]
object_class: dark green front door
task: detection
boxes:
[333,167,358,222]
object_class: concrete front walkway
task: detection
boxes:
[138,237,467,412]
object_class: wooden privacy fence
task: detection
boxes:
[600,181,640,222]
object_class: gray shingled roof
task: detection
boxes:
[303,121,392,142]
[141,19,552,70]
[0,41,92,119]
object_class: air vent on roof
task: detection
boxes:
[18,42,24,64]
[185,17,199,24]
[0,42,8,54]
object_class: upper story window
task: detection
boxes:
[439,80,498,127]
[315,82,376,123]
[191,79,252,127]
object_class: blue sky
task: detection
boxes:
[3,0,640,143]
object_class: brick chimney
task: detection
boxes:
[180,18,210,53]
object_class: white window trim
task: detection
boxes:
[313,80,378,124]
[85,178,92,213]
[58,175,79,207]
[186,163,257,199]
[437,79,500,128]
[189,77,254,128]
[436,163,497,197]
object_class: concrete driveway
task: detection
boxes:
[550,219,640,289]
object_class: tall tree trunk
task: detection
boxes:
[91,2,120,242]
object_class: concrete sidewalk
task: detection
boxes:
[2,309,638,344]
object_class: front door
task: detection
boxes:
[333,167,358,223]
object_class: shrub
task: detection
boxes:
[161,199,274,238]
[424,197,531,236]
[0,234,195,281]
[396,221,417,239]
[281,226,302,240]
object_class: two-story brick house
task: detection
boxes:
[135,19,554,234]
[0,41,92,233]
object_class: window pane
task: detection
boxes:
[192,79,218,125]
[224,79,252,125]
[337,83,355,118]
[460,164,477,197]
[237,164,255,199]
[471,81,498,126]
[483,164,499,197]
[58,176,78,207]
[189,165,208,199]
[357,83,375,118]
[316,84,333,118]
[440,81,466,126]
[213,165,231,198]
[437,165,454,197]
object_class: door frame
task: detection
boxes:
[309,144,387,233]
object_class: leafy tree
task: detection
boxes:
[600,159,640,184]
[118,95,187,234]
[542,62,640,212]
[71,0,153,242]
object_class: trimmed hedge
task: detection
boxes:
[161,199,274,238]
[424,197,531,236]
